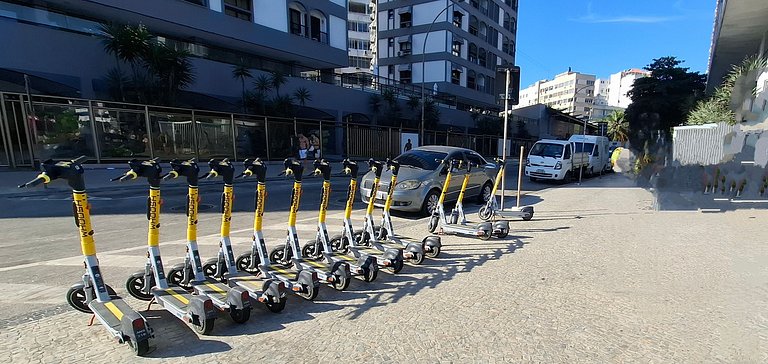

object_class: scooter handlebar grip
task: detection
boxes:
[18,176,45,188]
[72,155,88,164]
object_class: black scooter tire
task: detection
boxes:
[427,215,440,233]
[126,274,154,301]
[128,338,150,356]
[194,318,215,335]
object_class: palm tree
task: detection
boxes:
[253,74,273,95]
[121,24,152,85]
[293,87,312,106]
[232,62,252,113]
[270,71,287,97]
[406,96,420,113]
[143,42,195,105]
[98,22,128,100]
[606,110,628,142]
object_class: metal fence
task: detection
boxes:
[0,92,530,168]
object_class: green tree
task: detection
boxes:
[605,110,628,142]
[143,42,195,105]
[293,87,312,106]
[98,22,129,101]
[232,62,253,113]
[625,56,706,149]
[270,71,287,97]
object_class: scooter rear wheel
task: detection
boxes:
[496,229,509,239]
[388,258,404,274]
[229,308,251,324]
[264,298,286,313]
[194,318,215,335]
[425,244,441,259]
[126,274,154,301]
[479,229,492,241]
[363,267,377,282]
[410,251,425,265]
[297,284,319,301]
[128,338,150,356]
[332,275,350,291]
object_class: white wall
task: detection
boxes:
[412,60,447,83]
[209,0,222,12]
[413,0,449,27]
[329,15,347,50]
[413,30,447,55]
[330,0,347,8]
[253,0,287,32]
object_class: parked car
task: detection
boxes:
[359,146,496,215]
[525,139,589,182]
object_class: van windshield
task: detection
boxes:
[573,142,595,154]
[529,143,564,158]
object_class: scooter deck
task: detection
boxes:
[296,258,335,275]
[193,278,231,307]
[152,286,194,311]
[227,272,265,293]
[89,298,138,331]
[264,265,301,281]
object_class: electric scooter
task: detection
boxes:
[198,158,287,313]
[327,159,405,273]
[356,159,426,265]
[112,158,218,335]
[373,159,442,258]
[234,158,321,300]
[297,159,378,282]
[267,158,352,291]
[428,158,510,240]
[157,159,252,324]
[478,159,534,221]
[19,157,152,355]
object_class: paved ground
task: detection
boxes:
[0,172,766,362]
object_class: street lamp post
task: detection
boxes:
[421,0,462,145]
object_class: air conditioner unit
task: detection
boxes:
[398,51,405,57]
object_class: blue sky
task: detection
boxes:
[516,0,716,86]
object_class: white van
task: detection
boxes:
[525,139,589,181]
[569,135,611,175]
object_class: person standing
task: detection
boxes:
[297,133,309,160]
[404,138,413,152]
[309,133,321,159]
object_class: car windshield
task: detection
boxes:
[573,142,595,154]
[394,150,448,170]
[529,143,564,158]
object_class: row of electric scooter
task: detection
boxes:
[18,155,532,356]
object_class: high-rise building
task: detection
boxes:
[373,0,519,106]
[340,0,375,75]
[0,0,349,99]
[607,68,650,108]
[514,70,596,119]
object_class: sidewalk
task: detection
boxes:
[0,160,316,197]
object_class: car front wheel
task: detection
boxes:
[421,189,440,217]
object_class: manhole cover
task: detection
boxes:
[169,203,215,212]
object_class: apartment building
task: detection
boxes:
[514,70,596,119]
[607,68,650,108]
[0,0,349,99]
[340,0,375,74]
[374,0,519,106]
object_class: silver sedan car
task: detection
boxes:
[360,146,497,216]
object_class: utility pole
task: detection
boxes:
[500,68,510,210]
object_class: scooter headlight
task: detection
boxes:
[554,161,562,170]
[396,180,421,190]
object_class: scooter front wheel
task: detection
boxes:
[202,258,218,278]
[126,274,154,301]
[332,275,350,291]
[236,253,254,272]
[269,246,293,268]
[478,206,493,221]
[302,241,322,260]
[265,298,286,313]
[66,284,118,313]
[496,229,509,239]
[427,215,440,233]
[329,235,348,253]
[167,267,185,287]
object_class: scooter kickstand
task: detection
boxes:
[88,314,96,326]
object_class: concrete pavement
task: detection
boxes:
[0,173,766,362]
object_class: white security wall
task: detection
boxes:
[413,0,449,26]
[330,15,347,50]
[413,30,447,55]
[254,0,287,32]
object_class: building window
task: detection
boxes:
[586,80,595,85]
[349,2,368,14]
[477,73,486,92]
[347,21,368,32]
[451,68,462,85]
[451,39,462,57]
[400,70,412,84]
[398,39,412,55]
[224,0,252,21]
[399,10,412,28]
[470,0,479,9]
[468,43,478,63]
[467,70,477,90]
[348,39,370,50]
[469,15,478,36]
[453,11,463,28]
[309,10,328,43]
[479,48,487,67]
[289,3,307,36]
[348,56,370,68]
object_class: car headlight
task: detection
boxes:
[396,180,421,190]
[554,161,562,170]
[525,158,530,166]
